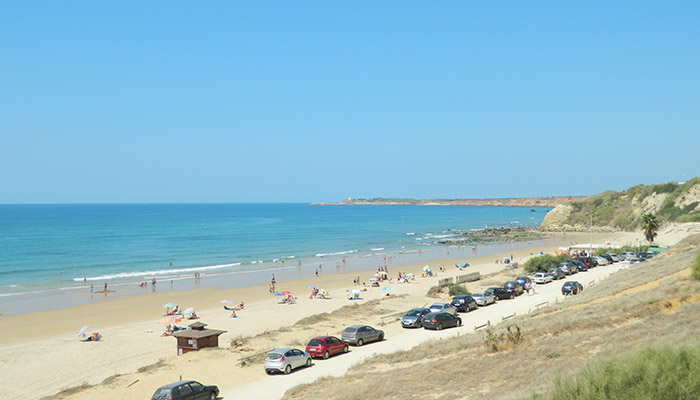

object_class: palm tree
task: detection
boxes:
[641,214,660,243]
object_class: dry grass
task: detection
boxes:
[282,234,700,400]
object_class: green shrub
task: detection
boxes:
[522,254,568,273]
[541,344,700,400]
[692,249,700,281]
[448,284,470,296]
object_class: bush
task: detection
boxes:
[448,284,470,296]
[692,249,700,281]
[523,254,569,273]
[541,344,700,400]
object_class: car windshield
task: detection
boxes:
[472,293,483,297]
[308,339,323,346]
[406,310,423,316]
[343,327,357,333]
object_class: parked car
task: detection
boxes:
[152,380,219,400]
[485,287,514,300]
[503,281,524,296]
[569,259,588,272]
[471,292,496,306]
[430,302,459,315]
[619,252,637,261]
[561,281,583,295]
[607,253,620,262]
[305,336,349,359]
[450,296,477,312]
[421,312,462,330]
[593,256,610,266]
[547,268,566,280]
[401,308,431,328]
[629,257,645,264]
[264,348,312,375]
[532,272,553,284]
[558,263,576,275]
[599,254,615,263]
[574,256,598,268]
[515,276,533,288]
[341,325,384,346]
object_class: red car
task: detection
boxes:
[305,336,349,359]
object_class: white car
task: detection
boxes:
[471,292,496,306]
[429,303,457,316]
[593,256,610,266]
[619,252,637,260]
[532,272,553,284]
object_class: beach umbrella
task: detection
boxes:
[273,292,285,296]
[183,307,195,315]
[382,286,391,291]
[503,257,510,260]
[377,271,387,276]
[423,266,431,271]
[221,300,235,305]
[308,285,316,289]
[401,275,408,279]
[369,277,379,281]
[78,325,89,338]
[280,291,292,295]
[163,302,177,309]
[351,289,361,294]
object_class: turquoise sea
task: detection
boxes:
[0,204,548,314]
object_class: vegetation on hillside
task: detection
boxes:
[522,254,572,273]
[692,249,700,281]
[556,178,700,230]
[533,344,700,400]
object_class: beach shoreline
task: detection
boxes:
[2,228,677,400]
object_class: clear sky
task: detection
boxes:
[1,2,699,203]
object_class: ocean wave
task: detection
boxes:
[72,262,244,282]
[406,232,415,235]
[316,250,357,257]
[370,248,384,251]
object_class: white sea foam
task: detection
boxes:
[406,232,415,235]
[316,250,357,257]
[370,248,384,251]
[73,262,244,282]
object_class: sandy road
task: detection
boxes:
[222,262,623,399]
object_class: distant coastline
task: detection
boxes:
[311,196,584,208]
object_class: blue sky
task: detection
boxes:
[1,2,699,203]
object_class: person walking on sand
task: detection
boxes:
[90,284,93,293]
[103,282,107,292]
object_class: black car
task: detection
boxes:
[600,254,614,263]
[422,312,462,330]
[451,295,478,312]
[562,281,583,295]
[485,287,514,300]
[515,276,533,289]
[503,281,524,296]
[152,380,219,400]
[569,259,588,272]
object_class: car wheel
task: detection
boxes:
[457,319,462,326]
[343,345,349,353]
[323,351,330,359]
[266,370,272,375]
[306,358,312,367]
[357,338,364,346]
[284,364,292,374]
[209,393,216,400]
[378,334,384,341]
[510,293,515,299]
[436,323,443,331]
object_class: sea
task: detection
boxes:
[0,204,549,314]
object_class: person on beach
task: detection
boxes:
[271,274,276,284]
[90,284,93,293]
[230,310,237,318]
[103,282,107,292]
[315,268,319,277]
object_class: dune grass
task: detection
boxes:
[533,344,700,400]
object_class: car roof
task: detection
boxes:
[158,381,198,389]
[269,348,297,353]
[408,308,430,312]
[431,302,449,305]
[310,336,336,340]
[345,325,369,329]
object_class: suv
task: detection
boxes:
[341,325,384,346]
[503,281,524,296]
[450,296,477,312]
[575,257,598,267]
[558,263,576,275]
[152,380,219,400]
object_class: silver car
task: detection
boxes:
[471,292,496,306]
[264,348,311,375]
[401,308,431,328]
[341,325,385,346]
[429,303,457,316]
[533,272,553,284]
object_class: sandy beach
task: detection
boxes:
[2,227,693,400]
